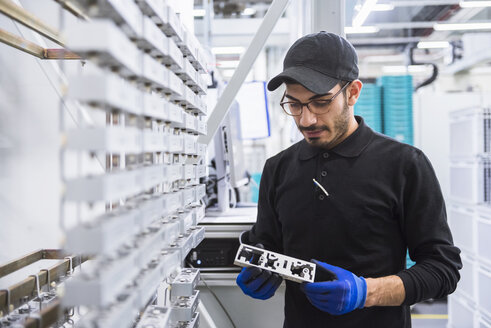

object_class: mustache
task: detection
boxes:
[298,125,330,132]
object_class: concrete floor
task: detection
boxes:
[411,298,448,328]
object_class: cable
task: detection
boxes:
[186,262,237,328]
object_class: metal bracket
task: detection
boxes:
[0,289,11,315]
[234,243,316,283]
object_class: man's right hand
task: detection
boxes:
[236,266,283,300]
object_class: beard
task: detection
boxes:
[298,101,351,149]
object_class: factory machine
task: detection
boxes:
[0,0,210,327]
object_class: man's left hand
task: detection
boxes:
[301,260,367,315]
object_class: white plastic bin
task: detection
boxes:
[458,252,477,300]
[448,204,477,254]
[478,266,491,317]
[449,107,491,158]
[448,293,476,328]
[477,216,491,265]
[450,160,486,205]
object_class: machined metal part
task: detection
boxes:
[160,249,181,280]
[65,208,137,256]
[135,259,165,308]
[71,0,143,38]
[67,65,143,115]
[65,169,143,202]
[170,268,200,299]
[63,251,139,307]
[170,291,199,322]
[65,126,142,153]
[76,292,138,328]
[234,244,316,283]
[170,312,200,328]
[135,305,172,328]
[65,19,141,77]
[189,226,205,248]
[163,232,194,263]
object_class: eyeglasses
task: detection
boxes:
[279,82,351,116]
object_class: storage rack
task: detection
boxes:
[377,75,414,145]
[448,105,491,327]
[354,83,382,133]
[0,0,210,327]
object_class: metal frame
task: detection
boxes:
[0,0,82,60]
[0,28,80,59]
[199,0,291,146]
[0,250,86,314]
[0,0,64,45]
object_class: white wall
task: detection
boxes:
[0,0,82,262]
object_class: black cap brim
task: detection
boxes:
[267,66,342,94]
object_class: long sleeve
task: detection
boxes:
[244,158,284,253]
[396,150,462,305]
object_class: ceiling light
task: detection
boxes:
[434,22,491,31]
[382,65,429,73]
[193,9,205,17]
[243,7,257,15]
[353,0,378,27]
[417,41,450,49]
[211,46,246,55]
[459,1,491,8]
[344,26,380,34]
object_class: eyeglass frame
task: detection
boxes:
[279,81,351,117]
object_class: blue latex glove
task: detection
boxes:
[301,260,367,315]
[236,266,283,300]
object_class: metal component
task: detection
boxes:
[28,274,41,300]
[0,251,86,314]
[53,0,88,20]
[170,268,200,299]
[0,289,10,315]
[0,250,64,278]
[0,29,80,60]
[22,301,62,328]
[0,28,45,58]
[234,243,316,283]
[0,0,64,45]
[28,313,42,328]
[199,0,290,146]
[44,48,80,60]
[170,291,200,322]
[134,305,172,328]
[64,256,73,276]
[39,269,50,293]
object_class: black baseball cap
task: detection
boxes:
[267,31,359,94]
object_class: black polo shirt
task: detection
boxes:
[246,116,462,328]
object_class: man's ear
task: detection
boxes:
[346,80,363,107]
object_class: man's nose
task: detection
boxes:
[299,105,317,127]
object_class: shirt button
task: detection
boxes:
[323,153,329,159]
[318,195,325,200]
[321,171,327,177]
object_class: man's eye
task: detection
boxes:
[311,100,330,107]
[289,103,302,109]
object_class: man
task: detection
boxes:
[236,32,462,327]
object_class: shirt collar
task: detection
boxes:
[298,116,374,160]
